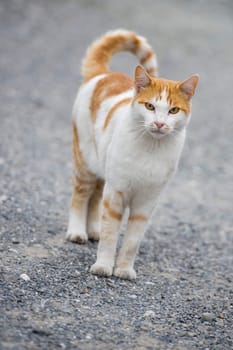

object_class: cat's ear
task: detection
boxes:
[134,65,152,93]
[179,75,199,100]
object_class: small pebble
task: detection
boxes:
[32,328,51,336]
[40,299,48,308]
[12,239,20,244]
[201,312,216,322]
[106,279,115,287]
[8,248,18,254]
[20,273,30,281]
[128,294,137,299]
[143,310,155,319]
[140,321,152,331]
[47,228,55,234]
[217,319,224,327]
[80,288,89,294]
[144,281,155,285]
[0,195,8,203]
[187,332,196,337]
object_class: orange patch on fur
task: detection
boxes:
[90,73,133,122]
[130,34,141,54]
[140,50,154,65]
[71,177,96,211]
[72,119,123,219]
[88,179,104,234]
[72,122,97,193]
[128,214,147,221]
[103,199,123,221]
[103,97,132,130]
[134,77,191,114]
[72,123,95,178]
[83,34,130,81]
[117,191,123,196]
[72,176,96,186]
[96,179,104,191]
[71,122,98,211]
[83,32,142,81]
[72,123,86,173]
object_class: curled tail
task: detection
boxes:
[82,29,158,81]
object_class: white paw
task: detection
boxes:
[88,231,100,241]
[88,221,100,241]
[90,262,113,277]
[114,266,137,280]
[66,231,88,244]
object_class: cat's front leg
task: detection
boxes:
[114,195,154,280]
[90,185,124,277]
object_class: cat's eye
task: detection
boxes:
[169,107,180,114]
[145,102,155,111]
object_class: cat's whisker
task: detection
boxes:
[170,129,182,138]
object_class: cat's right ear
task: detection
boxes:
[134,65,151,93]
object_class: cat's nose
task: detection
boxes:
[154,121,165,129]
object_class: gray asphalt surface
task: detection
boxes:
[0,0,233,349]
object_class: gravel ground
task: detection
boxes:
[0,0,233,349]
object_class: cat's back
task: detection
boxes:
[72,72,134,177]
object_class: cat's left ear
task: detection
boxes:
[179,75,199,100]
[134,65,152,93]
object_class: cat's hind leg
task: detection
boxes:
[87,179,104,241]
[66,122,97,243]
[66,176,96,244]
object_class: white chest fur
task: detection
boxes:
[106,117,186,194]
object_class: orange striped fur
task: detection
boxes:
[82,30,157,81]
[134,78,191,114]
[90,73,133,121]
[140,50,154,66]
[128,214,147,221]
[103,199,123,221]
[103,97,132,130]
[72,123,96,180]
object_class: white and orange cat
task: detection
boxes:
[66,30,198,280]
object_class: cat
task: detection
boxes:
[66,29,198,280]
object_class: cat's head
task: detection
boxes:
[132,65,198,139]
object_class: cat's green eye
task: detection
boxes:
[169,107,180,114]
[145,102,155,111]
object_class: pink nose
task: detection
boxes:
[154,121,165,129]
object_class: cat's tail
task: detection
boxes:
[81,29,158,81]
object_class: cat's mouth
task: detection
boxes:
[150,128,165,134]
[148,128,170,138]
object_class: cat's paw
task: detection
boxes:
[90,262,113,277]
[114,267,137,280]
[66,231,88,244]
[88,230,100,241]
[88,221,100,241]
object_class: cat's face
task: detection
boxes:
[133,66,198,139]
